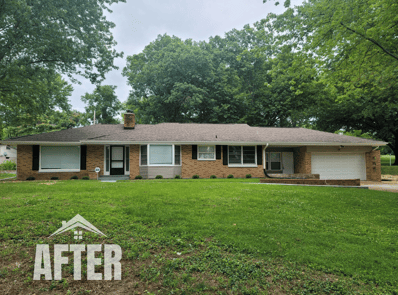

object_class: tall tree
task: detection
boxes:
[3,110,86,139]
[0,72,73,137]
[267,0,398,163]
[123,34,244,124]
[81,85,122,124]
[0,0,124,135]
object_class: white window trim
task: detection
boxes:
[197,145,216,161]
[140,144,181,166]
[104,145,110,175]
[39,145,81,173]
[124,145,130,175]
[174,145,182,166]
[265,152,282,171]
[228,145,258,167]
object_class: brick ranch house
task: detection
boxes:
[1,112,386,181]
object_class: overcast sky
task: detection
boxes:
[70,0,301,113]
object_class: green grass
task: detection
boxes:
[381,155,395,166]
[0,180,397,293]
[381,155,398,175]
[0,173,16,179]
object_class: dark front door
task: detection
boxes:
[110,146,124,175]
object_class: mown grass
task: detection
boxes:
[380,155,398,175]
[381,155,395,166]
[0,180,397,294]
[0,173,16,180]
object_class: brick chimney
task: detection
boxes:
[124,110,135,129]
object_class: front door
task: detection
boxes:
[110,146,124,175]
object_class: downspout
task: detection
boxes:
[263,143,273,178]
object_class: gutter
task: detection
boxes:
[0,140,388,147]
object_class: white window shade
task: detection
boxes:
[198,145,215,160]
[149,145,172,165]
[41,146,80,170]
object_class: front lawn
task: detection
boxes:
[0,180,397,294]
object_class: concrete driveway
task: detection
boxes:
[361,180,398,193]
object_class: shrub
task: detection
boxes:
[155,175,163,179]
[82,176,90,180]
[26,176,35,181]
[50,176,59,180]
[135,175,143,179]
[70,175,78,180]
[210,175,217,179]
[174,175,181,179]
[0,160,16,170]
[227,174,234,178]
[192,174,199,179]
[246,174,252,178]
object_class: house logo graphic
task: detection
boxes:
[34,214,121,281]
[49,214,106,240]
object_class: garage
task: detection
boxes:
[311,153,366,180]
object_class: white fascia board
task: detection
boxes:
[80,140,386,146]
[1,140,386,147]
[0,141,81,146]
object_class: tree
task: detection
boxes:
[3,110,86,139]
[0,0,124,135]
[81,85,122,124]
[0,0,124,84]
[123,34,245,124]
[0,72,73,138]
[267,0,398,164]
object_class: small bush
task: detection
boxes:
[82,176,90,180]
[210,175,217,179]
[174,175,181,179]
[227,174,234,178]
[192,174,199,179]
[0,160,16,170]
[70,175,78,180]
[135,175,143,179]
[26,176,35,181]
[246,174,252,178]
[50,176,59,180]
[155,175,163,179]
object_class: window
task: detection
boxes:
[229,146,242,164]
[149,145,173,165]
[125,146,130,172]
[228,146,256,166]
[141,144,180,166]
[140,145,147,165]
[41,146,80,171]
[198,145,215,160]
[265,152,281,171]
[175,145,181,165]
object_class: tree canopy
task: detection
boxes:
[81,85,122,124]
[0,0,124,138]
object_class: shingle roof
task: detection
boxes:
[1,123,386,146]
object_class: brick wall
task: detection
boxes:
[181,145,264,179]
[365,149,381,182]
[17,145,104,180]
[294,147,311,174]
[129,145,140,180]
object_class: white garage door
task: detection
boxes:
[311,153,366,180]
